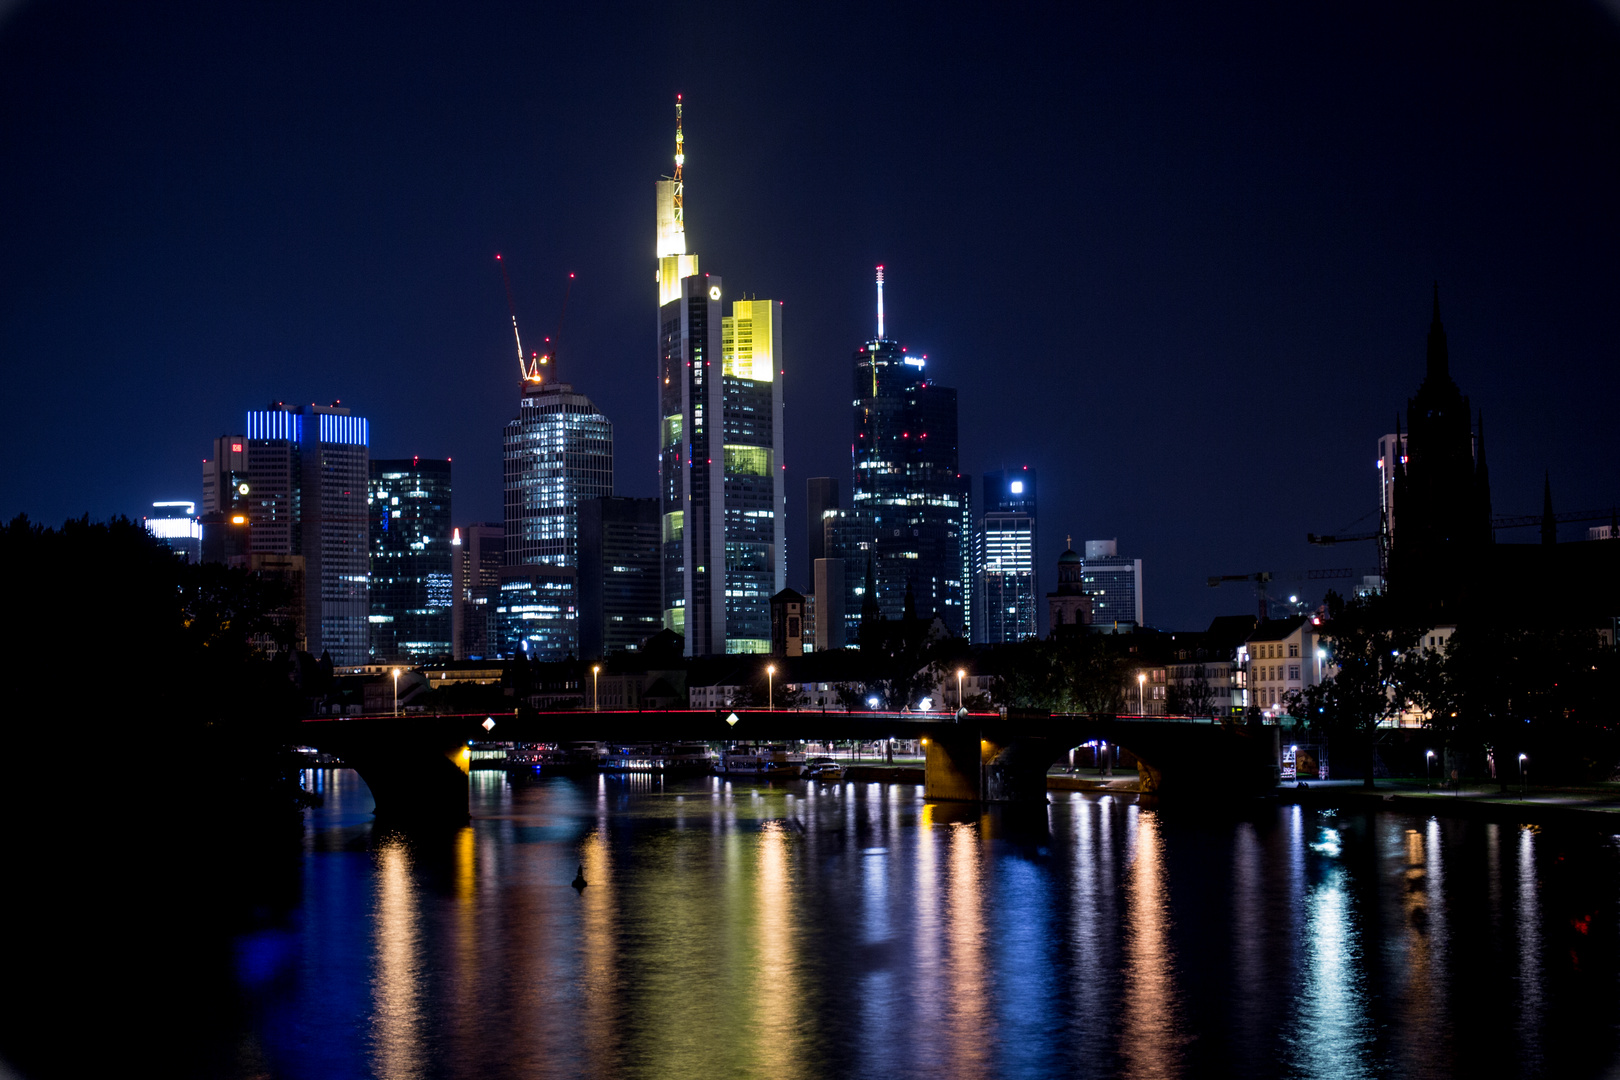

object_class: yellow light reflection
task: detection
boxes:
[753,820,803,1076]
[1122,808,1180,1080]
[944,822,988,1079]
[371,836,424,1080]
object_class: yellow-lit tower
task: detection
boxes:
[656,97,785,655]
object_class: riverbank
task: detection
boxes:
[1277,777,1620,829]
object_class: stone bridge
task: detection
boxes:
[299,710,1281,822]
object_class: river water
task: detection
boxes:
[215,770,1620,1079]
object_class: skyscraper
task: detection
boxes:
[451,522,503,660]
[806,477,839,586]
[578,496,662,658]
[1081,539,1143,630]
[368,457,452,662]
[655,97,784,655]
[144,501,201,563]
[850,267,966,636]
[242,402,371,665]
[973,467,1038,644]
[502,378,613,660]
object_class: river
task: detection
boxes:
[211,769,1620,1079]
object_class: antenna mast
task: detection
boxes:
[673,94,684,234]
[495,254,526,380]
[876,265,885,340]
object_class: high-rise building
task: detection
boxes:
[1082,539,1143,631]
[494,564,579,660]
[850,267,966,636]
[813,557,847,650]
[654,97,784,655]
[821,508,874,647]
[578,497,662,658]
[452,523,504,660]
[806,477,839,587]
[201,436,249,517]
[145,501,201,563]
[502,379,613,660]
[368,457,452,662]
[242,403,370,665]
[973,468,1038,644]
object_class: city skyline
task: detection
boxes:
[3,3,1618,630]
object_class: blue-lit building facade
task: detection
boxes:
[145,501,201,563]
[973,467,1038,644]
[368,458,452,662]
[243,403,371,665]
[501,381,613,660]
[850,313,967,637]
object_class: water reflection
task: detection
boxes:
[222,772,1620,1080]
[370,835,424,1080]
[1121,806,1179,1080]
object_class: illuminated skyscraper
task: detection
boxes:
[452,522,503,660]
[973,468,1038,644]
[655,97,784,655]
[368,457,452,662]
[850,268,966,636]
[502,380,613,660]
[242,402,371,664]
[144,501,201,563]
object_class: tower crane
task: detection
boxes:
[494,255,575,385]
[1207,568,1358,621]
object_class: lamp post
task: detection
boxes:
[956,668,966,716]
[767,664,776,712]
[1519,752,1528,798]
[592,664,600,712]
[392,667,401,716]
[1137,672,1145,715]
[1426,749,1436,791]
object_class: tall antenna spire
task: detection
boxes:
[673,94,684,236]
[876,265,885,339]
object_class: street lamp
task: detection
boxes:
[392,667,401,716]
[1519,752,1528,798]
[1137,672,1145,715]
[767,664,776,712]
[956,668,966,717]
[1426,749,1436,790]
[592,664,601,712]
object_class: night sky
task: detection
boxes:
[3,1,1617,630]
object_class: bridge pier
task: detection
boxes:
[924,729,1057,804]
[331,739,472,823]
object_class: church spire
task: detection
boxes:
[1426,281,1450,384]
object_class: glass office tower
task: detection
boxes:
[655,98,784,655]
[501,381,613,660]
[849,271,966,636]
[369,457,452,661]
[973,468,1038,644]
[243,402,370,665]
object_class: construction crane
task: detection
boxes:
[1208,568,1357,620]
[1309,507,1618,546]
[495,255,575,385]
